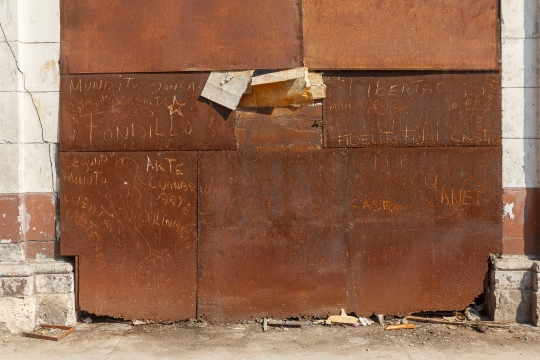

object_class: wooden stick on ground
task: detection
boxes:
[405,316,510,329]
[385,324,416,331]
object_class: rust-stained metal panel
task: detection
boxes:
[323,72,501,148]
[60,74,236,152]
[198,149,347,323]
[345,147,502,315]
[60,152,197,321]
[236,107,323,150]
[60,0,302,74]
[303,0,499,70]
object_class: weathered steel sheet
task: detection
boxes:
[323,72,501,148]
[198,149,347,323]
[60,0,302,74]
[60,152,197,321]
[303,0,499,70]
[345,147,502,315]
[236,107,323,150]
[60,74,236,152]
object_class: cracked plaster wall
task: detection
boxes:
[0,0,59,196]
[0,1,73,333]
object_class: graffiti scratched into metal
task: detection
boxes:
[60,74,236,151]
[345,147,502,315]
[197,147,501,322]
[60,152,197,321]
[59,0,502,322]
[303,0,499,70]
[323,72,501,148]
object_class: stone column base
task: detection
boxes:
[0,261,76,333]
[487,255,539,325]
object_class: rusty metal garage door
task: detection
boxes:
[60,0,501,322]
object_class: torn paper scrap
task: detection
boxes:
[200,71,254,110]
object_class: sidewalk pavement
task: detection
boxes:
[1,321,539,359]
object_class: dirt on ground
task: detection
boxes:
[2,317,540,359]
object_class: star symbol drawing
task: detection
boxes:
[166,95,186,116]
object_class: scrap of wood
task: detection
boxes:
[238,78,313,108]
[251,67,309,86]
[308,73,326,100]
[385,324,416,331]
[239,70,325,108]
[405,316,510,328]
[200,70,254,110]
[23,324,75,341]
[326,309,359,325]
[267,321,302,328]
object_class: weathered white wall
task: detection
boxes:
[0,0,59,194]
[0,0,74,334]
[501,0,540,188]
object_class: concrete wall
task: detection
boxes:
[501,0,540,255]
[487,0,540,325]
[0,0,75,333]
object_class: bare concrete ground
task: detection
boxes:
[2,320,540,359]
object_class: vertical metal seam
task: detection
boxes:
[297,0,305,66]
[195,150,200,319]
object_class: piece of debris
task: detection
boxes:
[239,67,326,108]
[23,324,75,341]
[266,320,302,328]
[476,321,489,333]
[375,314,385,325]
[308,73,326,100]
[405,316,510,329]
[82,316,92,324]
[359,317,372,326]
[251,67,309,86]
[132,320,147,326]
[263,318,268,332]
[442,316,458,322]
[384,324,416,331]
[401,318,408,324]
[464,306,482,321]
[227,327,246,331]
[326,309,359,325]
[201,70,254,110]
[3,338,10,343]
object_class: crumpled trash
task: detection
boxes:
[464,306,482,321]
[359,317,372,326]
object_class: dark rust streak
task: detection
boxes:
[198,149,348,322]
[235,107,323,150]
